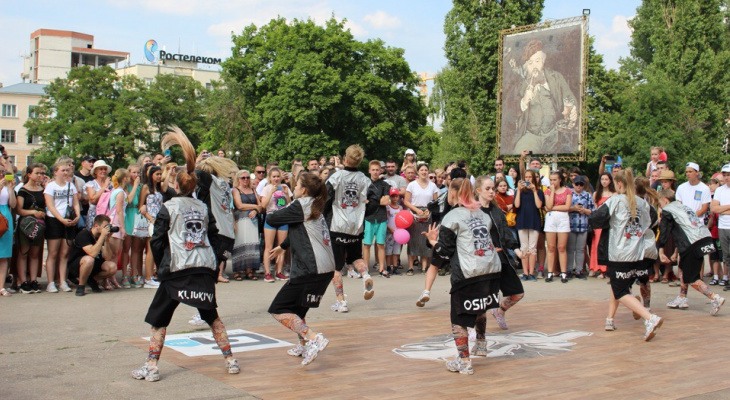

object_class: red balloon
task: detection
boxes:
[395,210,414,229]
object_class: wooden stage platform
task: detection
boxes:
[125,298,730,399]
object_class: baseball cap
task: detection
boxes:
[572,175,586,184]
[686,162,700,172]
[389,188,400,196]
[721,164,730,173]
[81,155,97,163]
[404,149,416,156]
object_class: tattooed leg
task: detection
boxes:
[332,271,344,301]
[499,293,524,314]
[298,319,307,345]
[451,324,469,359]
[639,282,651,308]
[690,280,715,299]
[680,284,688,298]
[209,318,234,360]
[474,314,487,340]
[272,313,314,341]
[147,327,166,366]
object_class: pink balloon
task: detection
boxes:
[659,151,667,162]
[393,228,410,245]
[395,210,414,229]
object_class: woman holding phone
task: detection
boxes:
[260,167,293,282]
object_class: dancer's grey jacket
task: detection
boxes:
[433,207,502,288]
[589,195,651,264]
[267,197,336,282]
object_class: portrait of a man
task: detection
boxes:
[498,21,585,156]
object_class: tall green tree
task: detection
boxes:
[25,66,148,169]
[435,0,544,173]
[140,73,209,150]
[222,17,430,164]
[200,72,259,167]
[611,0,730,174]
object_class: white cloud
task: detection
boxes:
[344,20,368,37]
[363,10,401,30]
[592,14,633,70]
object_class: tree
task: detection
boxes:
[140,73,209,151]
[435,0,545,174]
[222,17,430,165]
[200,72,259,167]
[25,66,148,170]
[611,0,730,175]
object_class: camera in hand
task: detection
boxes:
[107,224,120,233]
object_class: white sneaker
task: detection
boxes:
[605,318,617,331]
[666,296,688,309]
[471,340,488,357]
[445,357,474,375]
[330,296,349,313]
[710,294,725,316]
[188,313,206,326]
[287,343,306,357]
[347,268,361,279]
[302,333,329,366]
[416,290,431,307]
[226,359,240,374]
[59,282,72,292]
[132,364,160,382]
[644,314,664,341]
[46,282,58,293]
[362,274,374,300]
[144,279,160,289]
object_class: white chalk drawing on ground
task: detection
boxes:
[142,329,293,357]
[393,330,592,361]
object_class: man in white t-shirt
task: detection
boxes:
[710,164,730,290]
[676,162,711,223]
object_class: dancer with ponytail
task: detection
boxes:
[132,128,239,382]
[475,176,524,330]
[325,145,379,313]
[589,169,664,340]
[633,177,660,313]
[657,189,725,315]
[266,172,335,365]
[423,178,502,375]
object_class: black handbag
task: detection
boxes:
[18,188,46,240]
[63,182,78,241]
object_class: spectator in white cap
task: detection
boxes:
[84,160,113,231]
[710,164,730,291]
[401,149,417,173]
[676,162,711,223]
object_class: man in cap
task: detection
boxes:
[75,155,97,184]
[677,162,711,223]
[513,39,578,154]
[710,164,730,290]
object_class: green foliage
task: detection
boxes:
[434,0,544,174]
[141,73,208,150]
[25,66,149,170]
[612,0,730,176]
[222,17,430,166]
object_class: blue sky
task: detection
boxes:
[0,0,640,87]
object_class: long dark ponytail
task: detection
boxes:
[299,172,327,220]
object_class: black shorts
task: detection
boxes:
[450,278,500,327]
[45,217,67,240]
[499,263,524,297]
[331,233,363,271]
[209,233,235,264]
[679,240,713,283]
[607,261,643,299]
[710,239,722,261]
[144,278,219,327]
[67,256,104,280]
[636,258,654,285]
[268,272,334,319]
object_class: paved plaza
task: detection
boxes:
[2,266,729,399]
